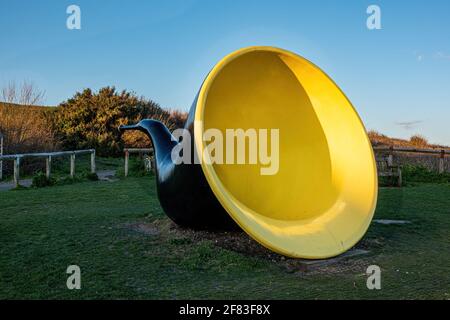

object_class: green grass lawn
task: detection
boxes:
[0,177,449,299]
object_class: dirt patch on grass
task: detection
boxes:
[123,222,160,236]
[127,219,375,275]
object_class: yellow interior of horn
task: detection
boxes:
[194,47,377,259]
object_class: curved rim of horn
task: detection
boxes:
[193,46,378,259]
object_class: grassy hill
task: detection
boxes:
[0,102,56,119]
[0,101,54,109]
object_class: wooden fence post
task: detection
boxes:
[439,150,445,174]
[90,150,96,173]
[388,146,394,167]
[124,149,129,177]
[46,156,52,178]
[13,157,20,188]
[397,167,403,187]
[70,153,75,178]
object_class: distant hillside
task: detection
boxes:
[0,102,55,127]
[0,102,55,111]
[368,130,448,150]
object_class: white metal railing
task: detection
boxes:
[0,149,96,187]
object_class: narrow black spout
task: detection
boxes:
[119,119,238,230]
[119,120,178,166]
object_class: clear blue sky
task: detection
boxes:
[1,0,449,145]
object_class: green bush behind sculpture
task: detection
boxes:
[47,87,186,157]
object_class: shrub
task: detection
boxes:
[410,134,429,147]
[402,164,450,184]
[31,172,56,188]
[48,87,187,157]
[168,109,188,129]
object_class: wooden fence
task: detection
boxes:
[121,146,448,177]
[0,149,96,187]
[373,146,449,173]
[123,148,154,177]
[1,145,447,187]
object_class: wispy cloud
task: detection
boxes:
[413,51,450,62]
[396,120,423,130]
[413,51,424,62]
[434,51,450,60]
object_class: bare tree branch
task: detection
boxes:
[1,80,45,106]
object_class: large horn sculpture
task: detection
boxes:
[120,46,378,259]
